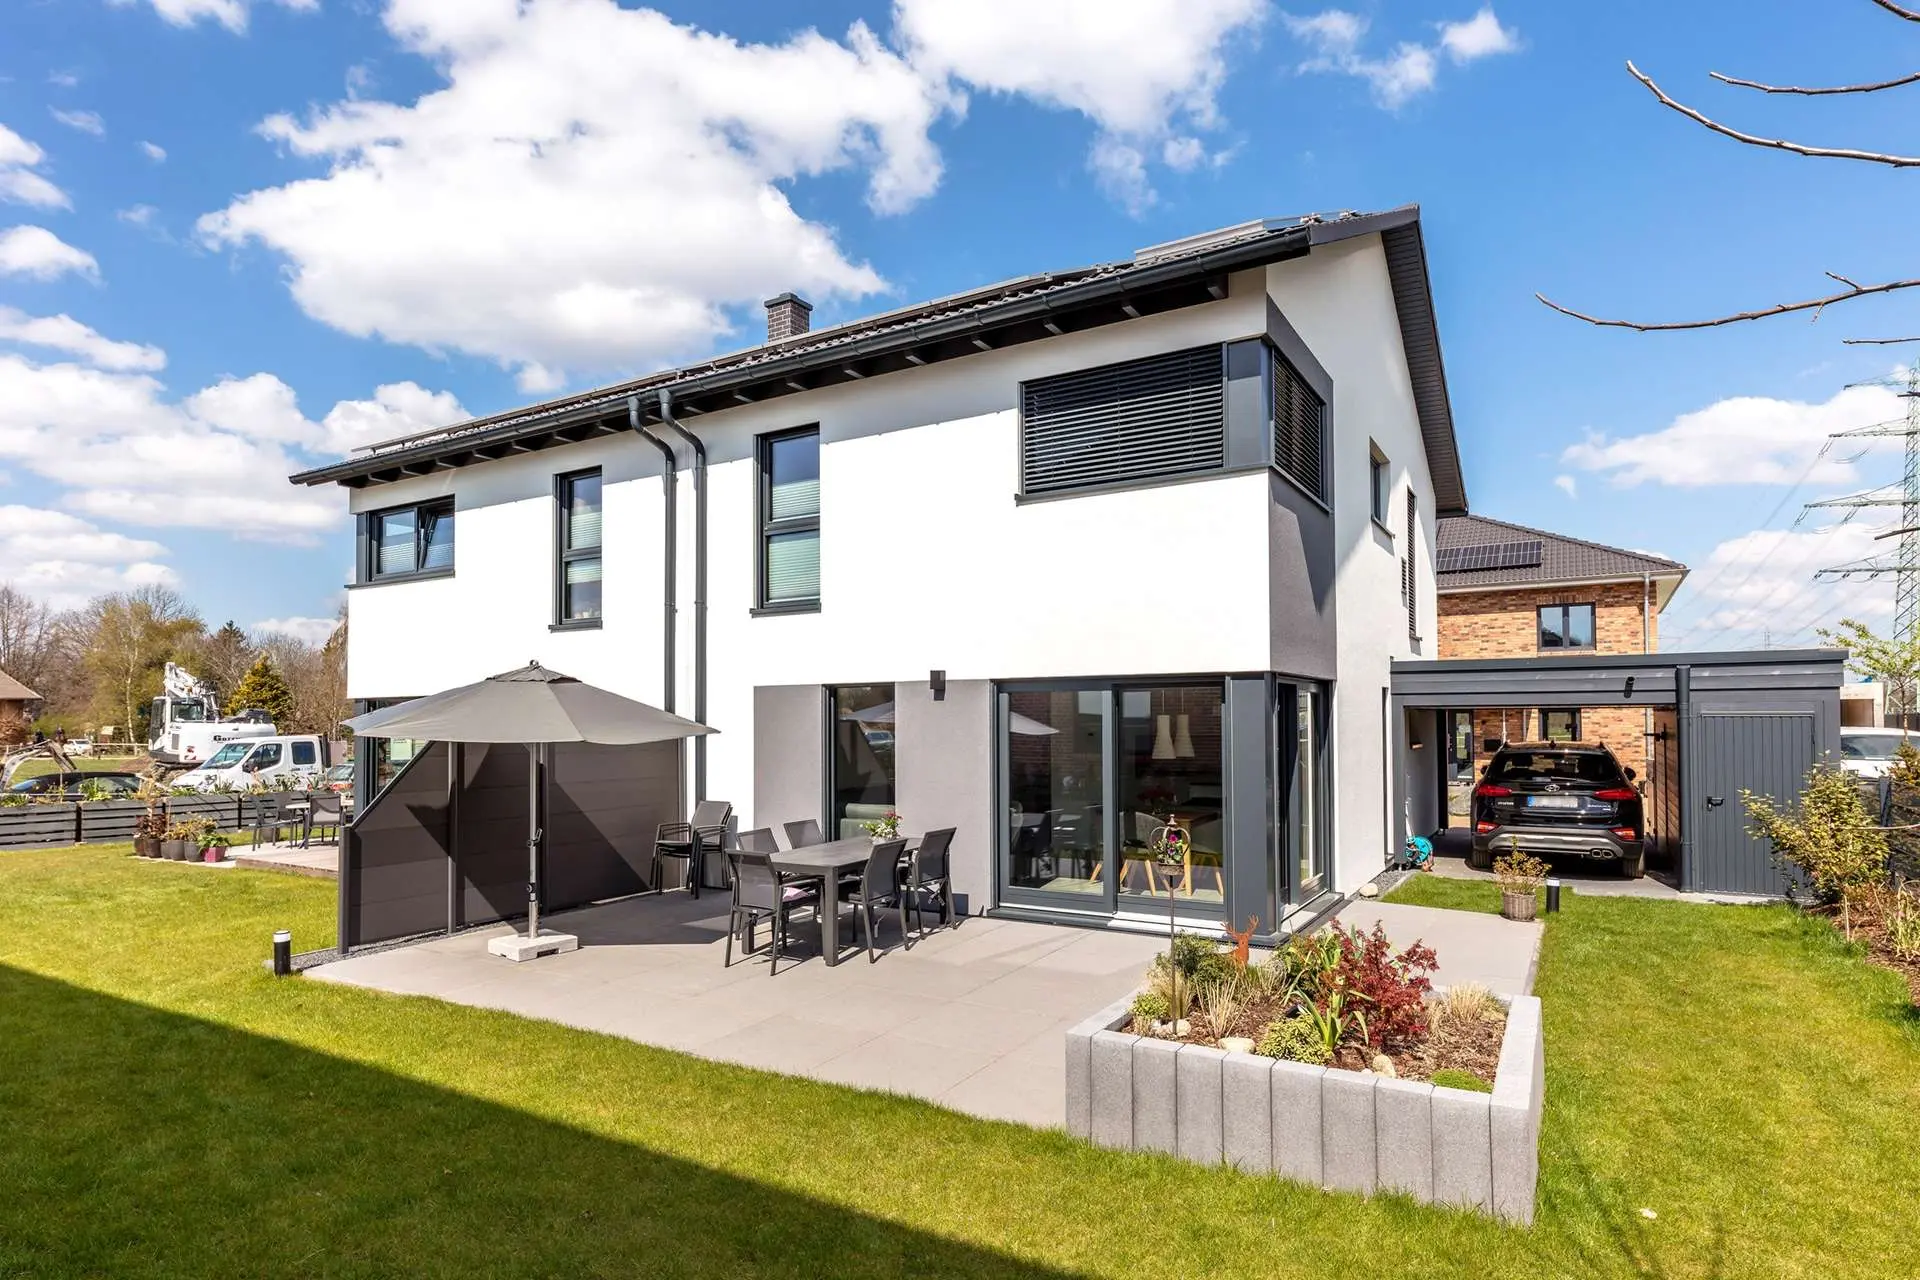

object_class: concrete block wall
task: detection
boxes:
[1065,993,1545,1223]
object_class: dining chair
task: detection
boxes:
[652,822,697,896]
[303,793,345,848]
[782,818,825,849]
[900,827,957,946]
[690,799,733,892]
[839,838,906,964]
[247,794,299,850]
[736,827,779,854]
[723,849,818,975]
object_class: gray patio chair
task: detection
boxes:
[900,827,958,946]
[782,818,825,849]
[302,793,345,848]
[736,827,779,854]
[723,848,819,975]
[691,799,733,892]
[654,800,732,899]
[249,795,303,850]
[838,838,906,964]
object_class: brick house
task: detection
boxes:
[1433,514,1687,826]
[0,667,40,745]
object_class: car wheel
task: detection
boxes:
[1621,847,1646,880]
[1468,845,1493,871]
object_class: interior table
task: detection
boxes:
[769,837,885,967]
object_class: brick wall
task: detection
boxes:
[1436,581,1655,660]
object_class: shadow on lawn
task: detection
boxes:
[0,963,1078,1279]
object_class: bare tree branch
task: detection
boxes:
[1871,0,1920,22]
[1844,336,1920,345]
[1629,60,1920,167]
[1537,276,1920,332]
[1710,68,1920,95]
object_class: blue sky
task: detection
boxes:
[2,0,1917,649]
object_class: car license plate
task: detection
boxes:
[1527,795,1580,809]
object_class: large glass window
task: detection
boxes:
[1005,690,1109,898]
[1538,603,1596,651]
[829,685,895,841]
[557,469,603,624]
[758,428,820,609]
[1290,686,1327,898]
[1116,685,1224,907]
[368,500,455,581]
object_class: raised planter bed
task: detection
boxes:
[1065,990,1545,1223]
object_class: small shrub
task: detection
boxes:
[1333,922,1438,1051]
[1433,982,1497,1030]
[1493,850,1547,893]
[1744,764,1888,935]
[1165,932,1218,978]
[1255,1015,1332,1065]
[0,793,27,808]
[1142,962,1192,1021]
[1883,885,1920,962]
[1130,990,1170,1024]
[1430,1068,1492,1093]
[1199,980,1243,1040]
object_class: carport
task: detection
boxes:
[1388,649,1845,896]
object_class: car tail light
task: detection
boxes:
[1594,787,1637,802]
[1475,783,1512,798]
[1475,820,1497,834]
[1610,827,1636,840]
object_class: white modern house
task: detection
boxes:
[294,205,1468,947]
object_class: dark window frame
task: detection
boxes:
[1538,708,1582,742]
[1369,444,1389,528]
[754,425,821,614]
[553,467,604,630]
[1537,602,1598,653]
[364,498,456,583]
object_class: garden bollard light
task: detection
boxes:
[1545,879,1561,914]
[273,929,291,977]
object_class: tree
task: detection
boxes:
[194,621,256,706]
[0,584,52,686]
[1818,617,1920,724]
[226,655,296,725]
[1539,0,1920,339]
[81,586,203,743]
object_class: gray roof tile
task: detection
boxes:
[1436,514,1686,589]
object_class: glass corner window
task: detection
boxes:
[369,501,454,580]
[759,427,820,608]
[557,470,603,623]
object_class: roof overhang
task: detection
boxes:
[291,206,1467,509]
[1437,569,1690,609]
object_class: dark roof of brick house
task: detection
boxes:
[1436,513,1687,591]
[0,668,40,702]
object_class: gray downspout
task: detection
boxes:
[656,391,708,801]
[627,396,678,713]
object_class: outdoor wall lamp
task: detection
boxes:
[930,670,946,701]
[1624,676,1636,699]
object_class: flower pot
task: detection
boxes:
[1501,888,1539,922]
[161,839,191,861]
[133,836,160,859]
[202,846,223,863]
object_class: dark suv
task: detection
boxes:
[1469,742,1647,879]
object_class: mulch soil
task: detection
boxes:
[1834,901,1920,1006]
[1165,994,1508,1088]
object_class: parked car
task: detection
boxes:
[1838,727,1917,780]
[171,735,329,792]
[1469,741,1647,878]
[4,771,144,799]
[321,763,353,793]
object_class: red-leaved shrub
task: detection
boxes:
[1332,923,1438,1050]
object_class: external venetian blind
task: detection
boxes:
[1020,346,1225,495]
[1273,353,1326,503]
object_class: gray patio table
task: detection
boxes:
[769,836,881,967]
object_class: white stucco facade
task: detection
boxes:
[342,227,1446,910]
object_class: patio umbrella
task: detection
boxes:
[840,699,1057,736]
[344,661,715,947]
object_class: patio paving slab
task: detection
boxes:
[1332,899,1542,996]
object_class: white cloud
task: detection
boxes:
[1553,474,1577,499]
[0,226,99,281]
[898,0,1263,209]
[317,380,467,453]
[50,108,105,137]
[139,140,166,163]
[0,505,176,611]
[0,307,166,371]
[0,124,70,208]
[1438,7,1520,62]
[1665,522,1892,647]
[1283,6,1516,108]
[118,204,158,227]
[109,0,318,36]
[1562,384,1906,489]
[250,615,337,646]
[199,1,962,389]
[47,72,80,89]
[0,349,464,545]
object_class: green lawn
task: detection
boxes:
[1,849,1915,1279]
[8,753,150,781]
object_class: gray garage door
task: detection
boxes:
[1690,713,1815,896]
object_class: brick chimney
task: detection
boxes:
[764,292,813,342]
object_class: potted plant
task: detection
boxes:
[133,811,166,858]
[1494,850,1548,921]
[161,820,195,861]
[860,809,902,843]
[200,831,234,863]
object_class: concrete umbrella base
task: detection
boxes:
[487,930,580,962]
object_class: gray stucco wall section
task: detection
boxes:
[753,684,825,836]
[1223,675,1279,934]
[894,678,993,915]
[1271,476,1337,681]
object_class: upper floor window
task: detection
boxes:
[556,469,603,625]
[1020,346,1224,496]
[368,500,454,581]
[1272,350,1326,504]
[1369,445,1389,525]
[758,427,820,611]
[1538,603,1596,652]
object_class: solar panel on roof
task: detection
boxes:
[1436,539,1543,574]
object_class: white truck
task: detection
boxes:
[148,662,276,770]
[171,735,331,792]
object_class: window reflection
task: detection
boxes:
[830,685,896,840]
[1006,690,1107,896]
[1117,685,1224,906]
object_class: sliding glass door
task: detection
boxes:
[1003,689,1108,900]
[828,684,896,842]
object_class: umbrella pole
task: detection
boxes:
[527,743,543,940]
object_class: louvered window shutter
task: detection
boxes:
[1404,488,1420,640]
[1272,353,1326,502]
[1020,346,1225,495]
